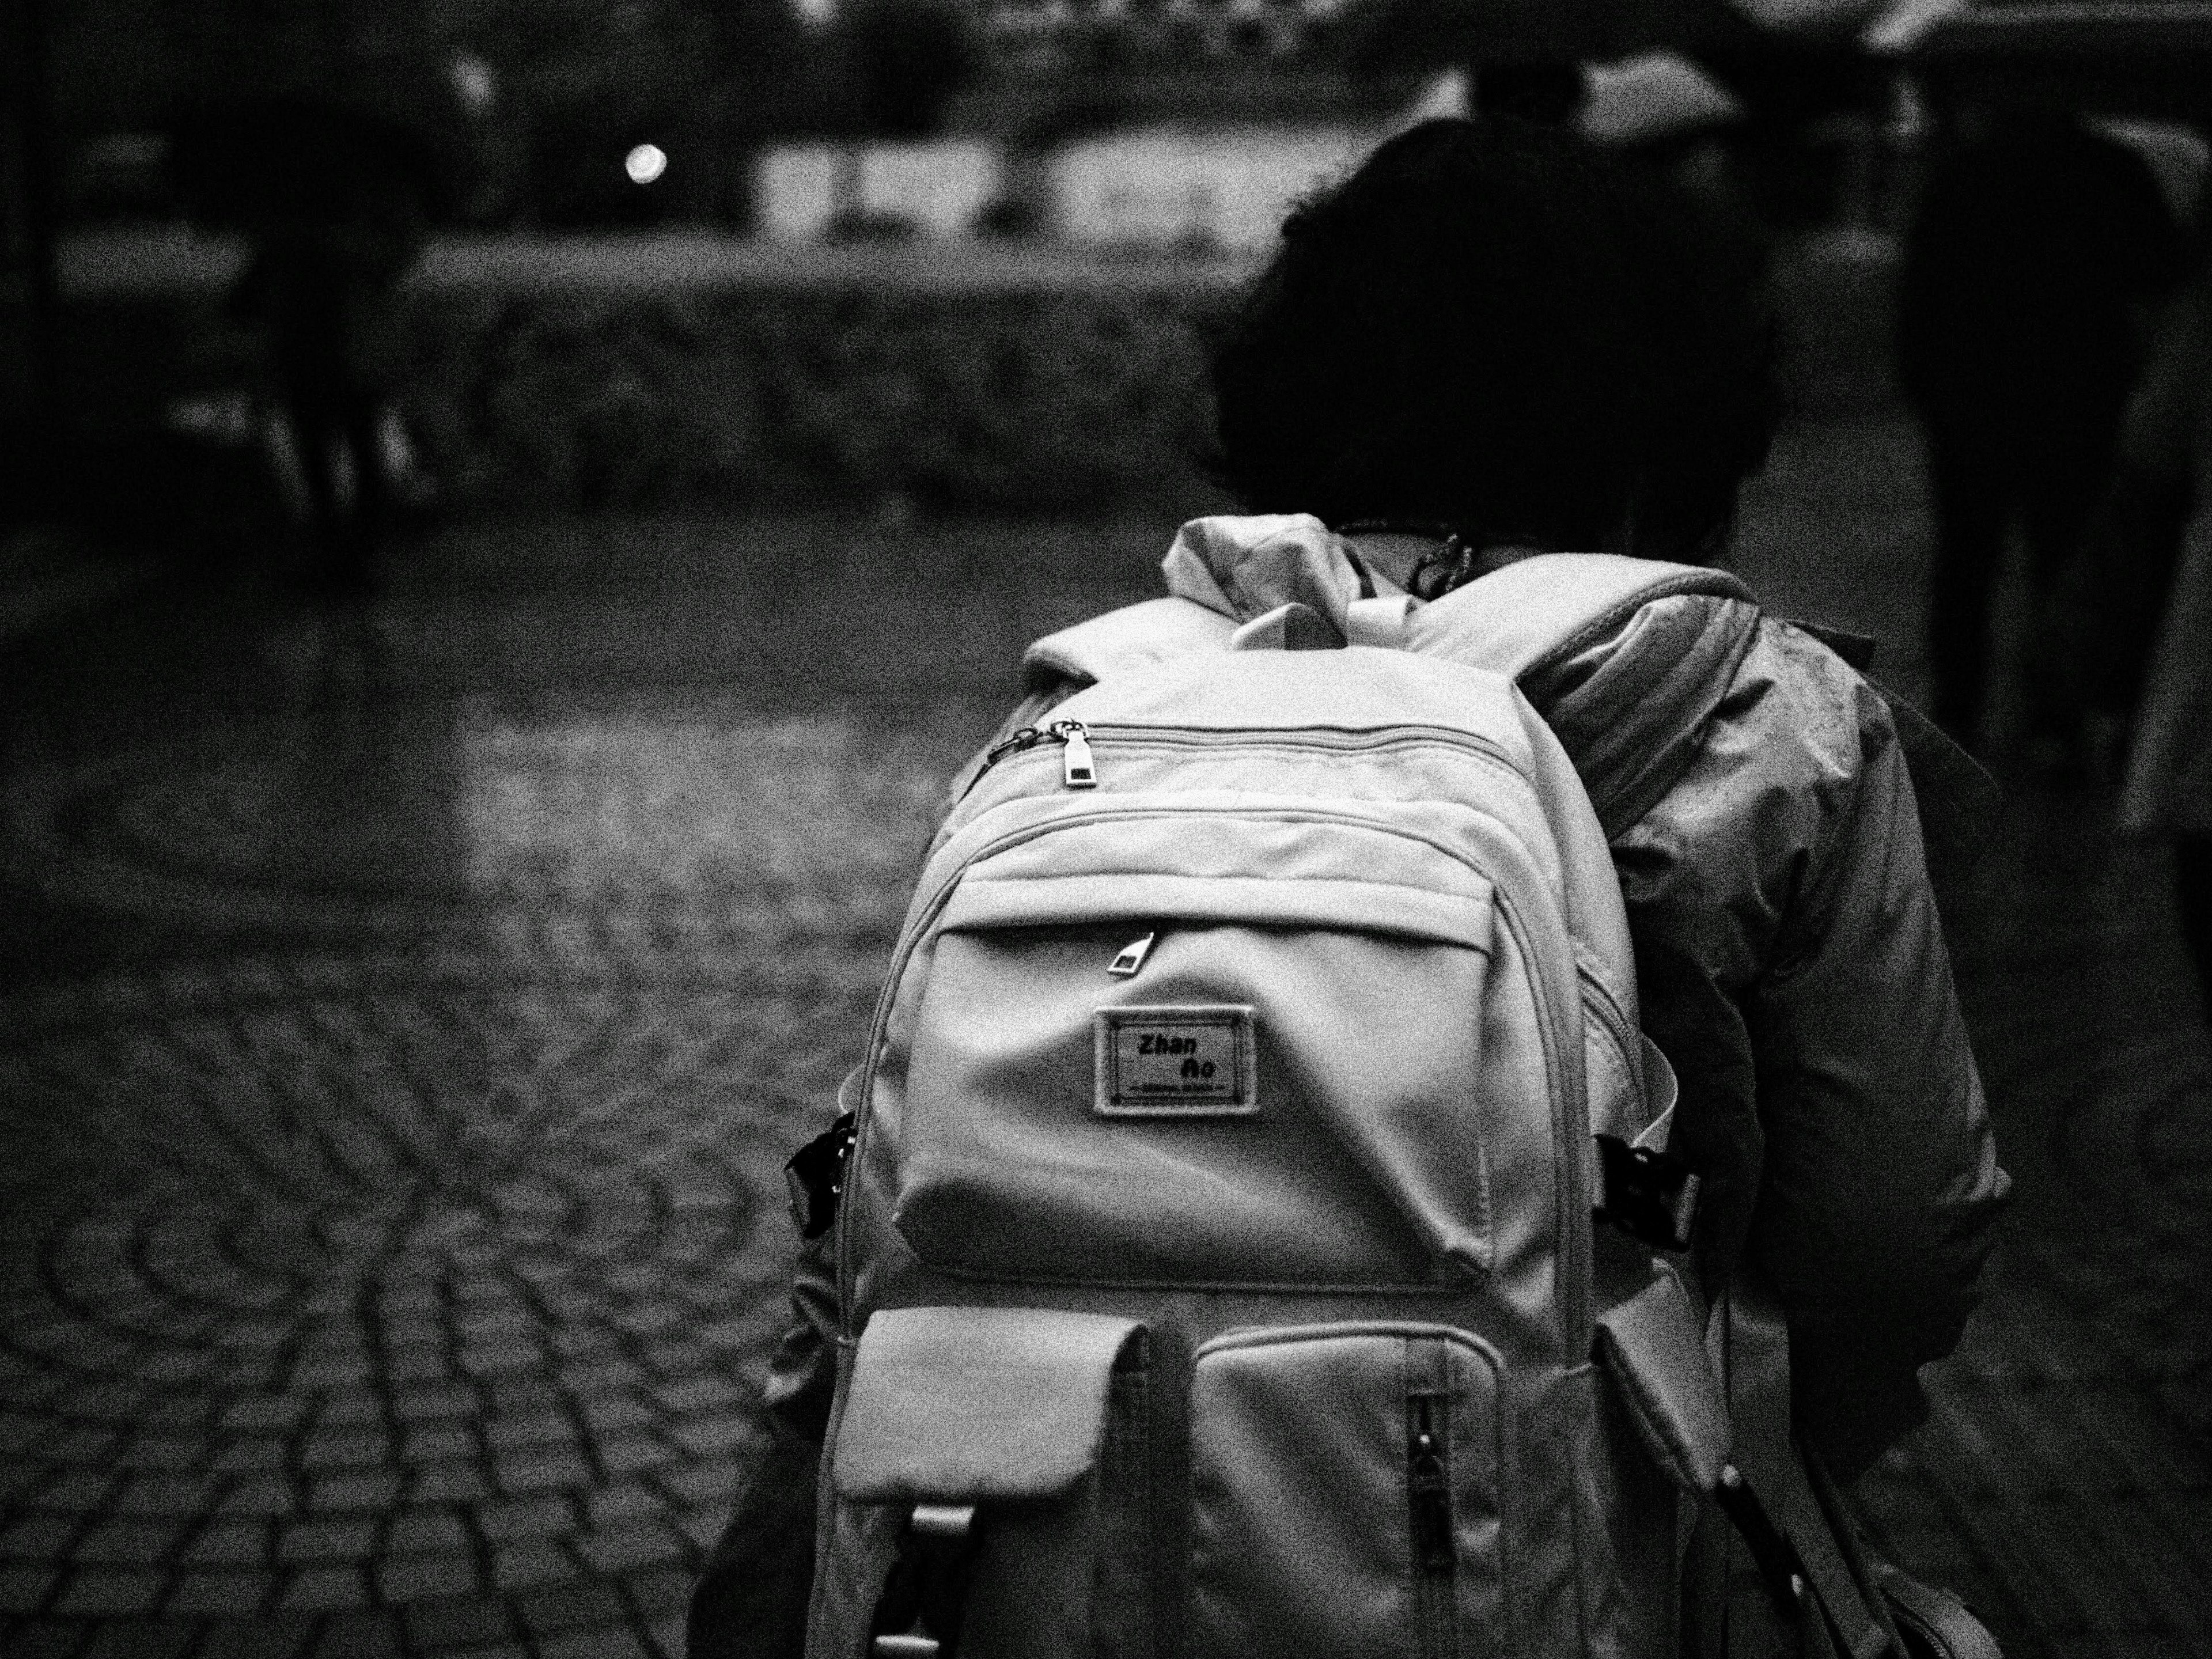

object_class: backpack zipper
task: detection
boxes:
[837,800,1594,1350]
[983,718,1096,789]
[1408,1393,1454,1567]
[1408,1392,1459,1658]
[961,721,1521,801]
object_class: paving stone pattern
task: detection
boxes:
[1849,796,2212,1659]
[1,472,2208,1657]
[0,518,1171,1658]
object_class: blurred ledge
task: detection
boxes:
[57,226,248,297]
[55,227,1266,301]
[0,527,161,646]
[54,222,1906,301]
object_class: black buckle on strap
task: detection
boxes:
[785,1111,857,1240]
[1593,1134,1700,1252]
[870,1502,981,1659]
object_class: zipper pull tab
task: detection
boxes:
[1055,721,1097,789]
[1107,931,1156,978]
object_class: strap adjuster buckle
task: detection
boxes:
[1715,1463,1811,1617]
[786,1111,858,1240]
[869,1502,979,1659]
[1593,1134,1700,1252]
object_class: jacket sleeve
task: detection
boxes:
[1749,664,2009,1475]
[756,1063,866,1443]
[686,1071,855,1659]
[1616,621,2009,1476]
[685,1239,833,1659]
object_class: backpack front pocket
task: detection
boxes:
[892,810,1511,1288]
[1186,1323,1505,1659]
[818,1305,1153,1659]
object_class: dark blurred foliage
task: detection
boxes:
[832,0,978,137]
[46,0,827,228]
[406,280,1221,514]
[470,0,819,223]
[171,97,448,231]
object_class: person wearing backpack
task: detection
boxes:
[691,117,2010,1659]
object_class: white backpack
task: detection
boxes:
[802,556,1860,1659]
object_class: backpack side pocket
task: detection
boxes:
[812,1306,1152,1659]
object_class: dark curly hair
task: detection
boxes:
[1209,118,1779,560]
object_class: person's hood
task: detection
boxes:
[1160,513,1372,631]
[1159,513,1766,835]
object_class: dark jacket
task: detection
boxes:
[1149,516,2008,1473]
[1530,577,2006,1469]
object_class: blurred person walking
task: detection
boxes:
[2113,256,2212,1018]
[181,95,434,599]
[2058,162,2207,736]
[1897,107,2190,753]
[229,170,421,597]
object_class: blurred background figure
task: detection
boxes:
[178,96,436,598]
[2065,181,2209,753]
[2109,248,2212,1016]
[1895,101,2192,755]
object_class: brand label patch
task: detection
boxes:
[1093,1005,1259,1117]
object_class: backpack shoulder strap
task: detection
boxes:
[1408,553,1756,681]
[1021,596,1236,690]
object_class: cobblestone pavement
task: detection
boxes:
[2,434,2209,1658]
[0,516,1169,1658]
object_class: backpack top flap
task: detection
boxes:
[1024,541,1756,830]
[834,1305,1145,1503]
[1023,596,1235,691]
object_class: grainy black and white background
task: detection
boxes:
[5,5,2211,1657]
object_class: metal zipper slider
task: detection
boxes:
[1054,721,1097,788]
[1107,932,1156,978]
